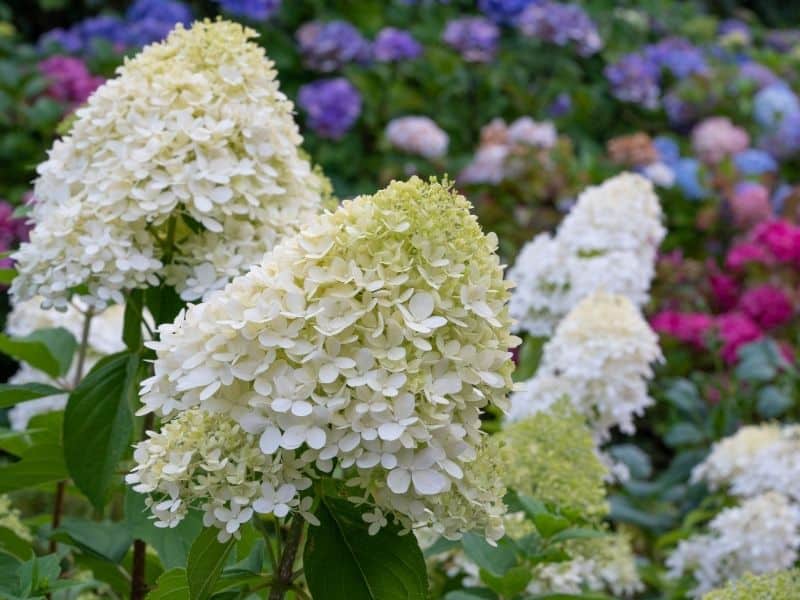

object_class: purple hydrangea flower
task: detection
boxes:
[298,78,362,139]
[733,149,778,175]
[442,17,500,63]
[216,0,281,20]
[739,62,780,90]
[38,56,104,106]
[718,19,751,43]
[39,28,83,53]
[645,37,707,79]
[127,0,192,24]
[548,92,572,117]
[373,28,423,62]
[296,21,371,73]
[604,53,660,109]
[515,1,602,56]
[478,0,536,24]
[766,29,800,52]
[77,15,128,47]
[754,83,800,129]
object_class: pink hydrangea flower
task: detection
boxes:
[651,310,714,348]
[729,182,772,228]
[739,284,794,330]
[691,116,750,165]
[725,241,773,271]
[38,56,104,107]
[709,271,740,311]
[716,312,763,364]
[753,220,800,262]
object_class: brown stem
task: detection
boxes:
[268,517,305,600]
[130,412,155,600]
[48,480,66,554]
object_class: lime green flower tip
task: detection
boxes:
[703,570,800,600]
[500,404,609,520]
[0,495,31,542]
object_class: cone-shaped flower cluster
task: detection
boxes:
[508,291,662,440]
[509,172,665,336]
[12,20,326,310]
[130,177,519,542]
[703,570,800,600]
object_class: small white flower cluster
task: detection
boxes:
[508,172,665,336]
[528,533,643,597]
[130,178,518,542]
[12,20,325,310]
[692,424,800,501]
[386,116,449,159]
[6,297,127,430]
[666,492,800,598]
[508,291,662,441]
[459,117,557,185]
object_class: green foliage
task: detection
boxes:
[304,496,428,600]
[0,328,76,379]
[186,527,236,600]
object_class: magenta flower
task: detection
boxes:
[38,56,104,107]
[739,284,794,330]
[725,241,774,271]
[709,272,740,311]
[716,312,763,364]
[651,310,714,348]
[753,220,800,263]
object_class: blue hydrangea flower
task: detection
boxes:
[373,28,423,62]
[442,16,500,63]
[733,149,778,175]
[645,37,707,79]
[515,1,602,56]
[126,0,192,24]
[296,21,371,73]
[478,0,537,24]
[653,136,680,165]
[674,157,709,200]
[39,27,83,53]
[604,53,660,109]
[753,83,800,129]
[216,0,281,20]
[760,110,800,158]
[76,16,128,48]
[298,77,362,139]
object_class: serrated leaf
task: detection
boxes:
[304,496,428,600]
[64,352,141,509]
[186,528,235,600]
[50,518,132,563]
[0,327,76,378]
[0,383,64,408]
[461,533,518,578]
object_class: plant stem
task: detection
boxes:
[268,517,305,600]
[49,308,94,554]
[130,412,154,600]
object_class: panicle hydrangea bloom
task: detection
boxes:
[666,492,800,598]
[0,495,31,542]
[442,17,500,63]
[13,20,325,310]
[215,0,281,20]
[132,177,519,542]
[703,569,800,600]
[5,296,128,430]
[295,21,371,72]
[691,117,750,165]
[509,292,663,440]
[298,78,362,139]
[500,405,608,519]
[386,116,449,159]
[509,173,665,335]
[692,424,800,502]
[527,533,643,597]
[373,28,423,62]
[515,1,602,56]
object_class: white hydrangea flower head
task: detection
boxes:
[6,296,127,429]
[133,177,519,542]
[692,424,800,502]
[666,492,800,598]
[508,291,663,440]
[386,116,449,159]
[12,19,325,310]
[509,172,664,335]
